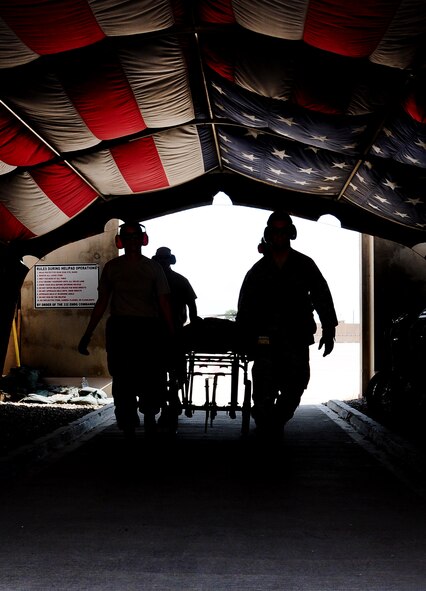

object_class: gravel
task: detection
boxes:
[0,401,95,456]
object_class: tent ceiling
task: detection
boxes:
[0,0,426,257]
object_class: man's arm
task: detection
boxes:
[187,299,199,324]
[182,276,199,324]
[307,259,338,357]
[315,293,337,357]
[318,326,336,357]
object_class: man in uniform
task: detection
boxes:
[237,211,338,437]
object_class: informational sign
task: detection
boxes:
[35,264,99,309]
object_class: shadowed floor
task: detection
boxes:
[0,406,425,591]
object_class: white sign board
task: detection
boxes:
[35,264,99,309]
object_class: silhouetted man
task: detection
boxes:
[237,211,338,438]
[78,222,174,438]
[152,246,199,431]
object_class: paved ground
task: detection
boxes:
[0,405,425,591]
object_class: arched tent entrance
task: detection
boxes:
[3,199,425,406]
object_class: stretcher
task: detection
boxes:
[179,318,252,434]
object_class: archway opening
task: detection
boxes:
[142,200,361,406]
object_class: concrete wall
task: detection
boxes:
[313,322,360,343]
[18,219,119,379]
[373,236,426,370]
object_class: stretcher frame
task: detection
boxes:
[181,349,252,434]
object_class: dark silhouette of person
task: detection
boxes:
[152,246,199,431]
[152,247,198,329]
[236,211,338,438]
[78,222,174,439]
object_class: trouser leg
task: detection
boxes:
[251,344,310,432]
[112,374,140,433]
[133,358,166,436]
[251,356,277,429]
[274,388,304,426]
[138,363,167,415]
[275,346,310,427]
[158,344,185,432]
[158,372,180,433]
[106,316,168,434]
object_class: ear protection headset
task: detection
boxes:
[115,222,148,249]
[263,211,297,243]
[258,237,268,254]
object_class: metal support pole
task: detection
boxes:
[361,234,375,397]
[0,252,29,375]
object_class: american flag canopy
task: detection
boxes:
[0,0,425,248]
